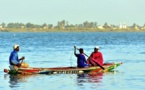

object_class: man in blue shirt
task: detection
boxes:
[74,46,88,68]
[9,44,25,67]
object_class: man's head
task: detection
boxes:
[79,48,84,54]
[94,46,99,52]
[13,44,19,51]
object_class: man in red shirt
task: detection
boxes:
[87,46,104,66]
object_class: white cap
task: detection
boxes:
[95,46,99,49]
[13,44,19,49]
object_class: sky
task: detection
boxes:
[0,0,145,26]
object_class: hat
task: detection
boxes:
[95,46,99,49]
[13,44,19,49]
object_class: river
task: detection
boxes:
[0,32,145,90]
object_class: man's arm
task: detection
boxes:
[74,46,77,57]
[10,53,19,65]
[11,60,19,65]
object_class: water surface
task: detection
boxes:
[0,32,145,90]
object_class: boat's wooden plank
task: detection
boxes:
[5,62,122,75]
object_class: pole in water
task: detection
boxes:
[70,51,73,67]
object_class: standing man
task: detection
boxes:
[87,46,104,66]
[74,46,88,68]
[9,44,25,67]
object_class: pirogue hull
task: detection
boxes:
[4,62,122,75]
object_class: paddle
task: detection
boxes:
[75,46,105,70]
[19,56,25,67]
[20,56,25,62]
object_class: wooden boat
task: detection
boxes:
[4,62,122,75]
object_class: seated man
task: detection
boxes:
[87,46,104,66]
[74,46,88,68]
[9,44,25,67]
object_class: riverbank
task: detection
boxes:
[0,28,145,32]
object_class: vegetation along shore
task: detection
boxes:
[0,20,145,32]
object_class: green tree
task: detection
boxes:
[1,22,6,28]
[26,22,35,28]
[103,22,110,28]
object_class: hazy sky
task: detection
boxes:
[0,0,144,25]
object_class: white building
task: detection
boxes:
[0,25,2,29]
[119,23,127,29]
[97,25,104,29]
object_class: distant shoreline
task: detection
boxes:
[0,28,145,32]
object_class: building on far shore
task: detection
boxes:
[119,23,127,29]
[0,25,2,29]
[97,25,104,29]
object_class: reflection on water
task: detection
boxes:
[80,70,119,79]
[75,70,121,90]
[76,70,121,88]
[77,73,103,84]
[9,75,19,88]
[4,70,120,89]
[4,74,36,89]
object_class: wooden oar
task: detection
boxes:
[20,56,25,66]
[21,59,24,64]
[75,46,105,70]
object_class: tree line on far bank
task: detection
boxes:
[0,20,145,31]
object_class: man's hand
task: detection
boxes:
[20,56,25,60]
[17,64,21,67]
[74,46,76,49]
